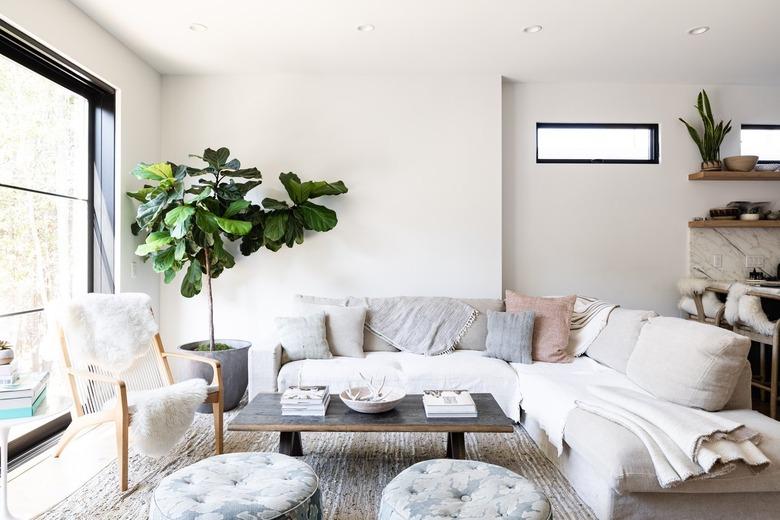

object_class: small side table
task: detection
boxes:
[0,395,71,520]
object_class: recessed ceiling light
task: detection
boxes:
[687,26,710,36]
[357,24,375,32]
[189,23,208,32]
[523,25,543,34]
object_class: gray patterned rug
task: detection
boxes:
[40,409,595,519]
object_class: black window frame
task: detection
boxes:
[741,124,780,163]
[0,18,116,460]
[536,123,660,164]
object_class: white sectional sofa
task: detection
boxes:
[248,297,780,520]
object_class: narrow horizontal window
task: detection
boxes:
[536,123,660,164]
[741,125,780,163]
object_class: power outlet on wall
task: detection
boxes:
[712,254,723,268]
[745,255,765,268]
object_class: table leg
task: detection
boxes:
[279,432,303,457]
[0,427,19,520]
[446,432,466,459]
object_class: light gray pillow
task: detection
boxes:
[586,308,657,373]
[485,310,535,364]
[626,317,750,411]
[456,298,505,351]
[274,312,332,361]
[294,300,367,358]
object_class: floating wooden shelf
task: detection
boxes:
[688,220,780,228]
[688,170,780,181]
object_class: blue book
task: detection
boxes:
[0,387,47,419]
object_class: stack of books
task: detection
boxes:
[0,371,49,419]
[0,361,18,385]
[423,389,477,418]
[281,385,330,416]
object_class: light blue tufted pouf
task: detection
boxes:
[149,452,322,520]
[379,459,552,520]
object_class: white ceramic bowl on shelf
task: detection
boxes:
[339,387,406,414]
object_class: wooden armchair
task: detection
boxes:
[54,327,223,491]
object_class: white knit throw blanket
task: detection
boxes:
[347,296,477,356]
[56,293,158,372]
[577,385,769,488]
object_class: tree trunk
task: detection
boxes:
[204,248,216,352]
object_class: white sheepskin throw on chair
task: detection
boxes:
[57,293,158,372]
[124,378,208,457]
[725,283,777,337]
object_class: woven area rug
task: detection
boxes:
[40,409,596,519]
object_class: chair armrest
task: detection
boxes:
[161,351,223,389]
[66,368,126,389]
[248,339,282,398]
[65,369,128,413]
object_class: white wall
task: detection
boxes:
[0,0,162,309]
[503,82,780,315]
[159,74,502,347]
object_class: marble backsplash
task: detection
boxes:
[690,228,780,280]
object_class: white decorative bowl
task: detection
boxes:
[740,213,761,221]
[339,387,406,414]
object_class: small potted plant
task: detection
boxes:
[679,90,732,171]
[128,147,347,411]
[0,341,13,366]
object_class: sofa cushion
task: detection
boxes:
[392,351,522,421]
[294,294,398,352]
[563,407,780,494]
[277,352,405,393]
[455,298,505,351]
[294,300,367,358]
[626,317,750,411]
[275,312,332,361]
[586,308,657,373]
[505,291,576,363]
[485,310,534,363]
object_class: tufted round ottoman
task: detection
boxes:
[379,459,552,520]
[149,452,322,520]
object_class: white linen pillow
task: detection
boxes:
[626,317,750,411]
[293,300,367,358]
[586,308,657,373]
[274,312,332,361]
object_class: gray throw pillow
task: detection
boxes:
[586,308,657,373]
[294,300,367,358]
[274,312,332,361]
[485,310,535,364]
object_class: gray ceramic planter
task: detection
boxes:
[177,339,251,413]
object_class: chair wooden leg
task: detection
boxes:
[212,397,224,455]
[771,342,778,420]
[116,415,129,491]
[53,421,86,458]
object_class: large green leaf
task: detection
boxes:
[136,192,168,229]
[262,198,289,210]
[216,180,262,201]
[264,211,289,241]
[279,172,310,204]
[135,231,173,256]
[202,147,230,169]
[174,240,187,261]
[297,201,337,231]
[126,186,155,202]
[223,199,251,218]
[132,162,173,181]
[181,259,203,297]
[164,206,196,239]
[214,216,252,235]
[307,180,348,198]
[221,167,263,179]
[152,246,176,273]
[195,208,220,234]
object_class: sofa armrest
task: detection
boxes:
[724,360,753,410]
[248,339,283,399]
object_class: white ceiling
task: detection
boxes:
[69,0,780,84]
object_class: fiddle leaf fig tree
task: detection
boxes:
[128,147,347,351]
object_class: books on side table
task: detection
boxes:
[423,389,477,418]
[281,385,330,416]
[0,371,49,419]
[0,361,18,386]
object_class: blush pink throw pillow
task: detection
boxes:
[505,291,576,363]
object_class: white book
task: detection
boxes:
[425,411,478,418]
[0,383,46,409]
[280,385,329,405]
[422,390,476,413]
[282,396,330,416]
[0,372,49,400]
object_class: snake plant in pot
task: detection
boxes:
[128,147,347,410]
[679,90,732,171]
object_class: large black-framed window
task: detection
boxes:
[536,123,660,164]
[0,19,116,459]
[741,124,780,163]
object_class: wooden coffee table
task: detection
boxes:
[229,392,514,459]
